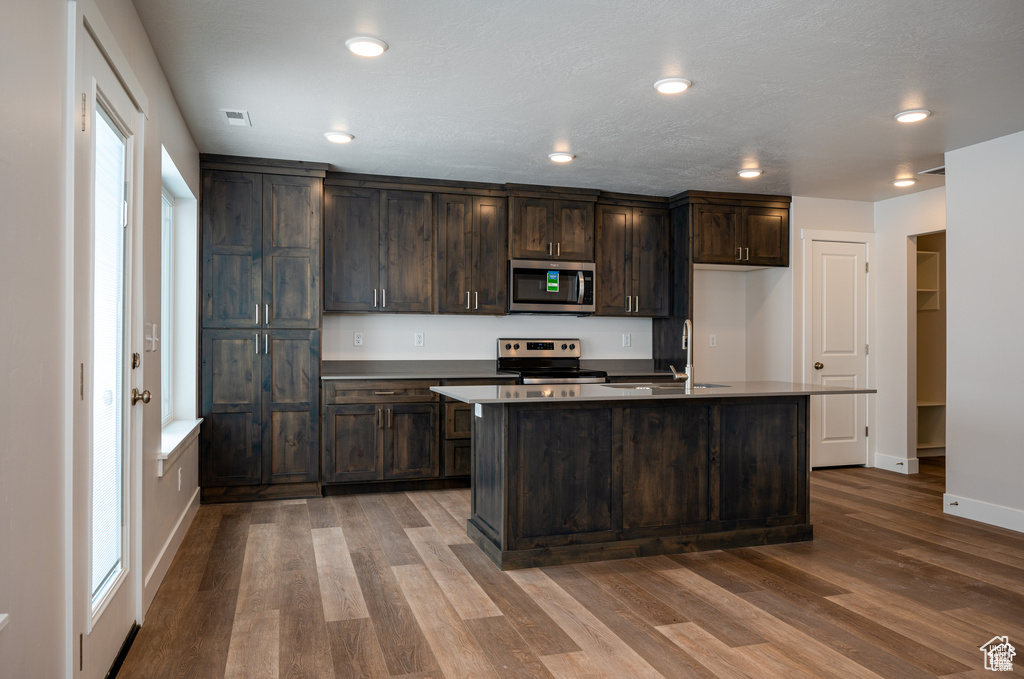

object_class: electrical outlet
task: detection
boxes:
[622,333,631,348]
[709,334,717,347]
[178,467,182,492]
[414,332,424,347]
[353,332,363,346]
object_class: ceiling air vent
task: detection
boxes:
[220,109,252,127]
[918,165,945,176]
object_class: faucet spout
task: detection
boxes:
[682,319,693,385]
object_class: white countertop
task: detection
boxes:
[431,381,876,404]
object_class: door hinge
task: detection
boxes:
[81,93,86,132]
[865,426,869,437]
[80,363,84,400]
[79,633,83,671]
[865,262,869,273]
[865,343,869,356]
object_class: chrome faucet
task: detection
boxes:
[670,319,693,383]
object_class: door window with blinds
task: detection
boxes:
[90,103,128,605]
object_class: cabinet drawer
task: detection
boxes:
[444,439,472,478]
[445,401,474,439]
[325,380,439,405]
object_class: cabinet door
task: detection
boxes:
[323,186,380,312]
[554,200,595,261]
[201,170,262,328]
[472,196,507,314]
[262,330,319,484]
[443,440,472,478]
[632,208,670,317]
[742,207,789,266]
[692,204,740,265]
[508,197,555,259]
[384,403,440,479]
[263,175,321,328]
[436,194,473,313]
[200,330,262,486]
[622,404,708,528]
[380,190,435,313]
[595,204,632,316]
[323,404,383,483]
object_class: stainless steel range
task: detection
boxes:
[496,338,608,384]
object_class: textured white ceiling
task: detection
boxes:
[133,0,1024,201]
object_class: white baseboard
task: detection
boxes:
[143,486,200,616]
[872,452,919,475]
[943,493,1024,534]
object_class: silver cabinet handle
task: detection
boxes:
[374,391,396,395]
[745,247,750,261]
[255,333,259,354]
[466,291,470,309]
[627,296,632,313]
[577,271,585,305]
[387,407,392,428]
[255,304,259,325]
[635,295,639,312]
[264,333,268,355]
[264,304,268,326]
[736,247,742,261]
[548,242,552,256]
[557,242,561,257]
[382,288,386,308]
[373,288,377,309]
[474,291,478,310]
[377,407,382,429]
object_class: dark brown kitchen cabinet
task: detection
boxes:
[437,194,507,314]
[323,186,435,313]
[200,329,320,488]
[202,170,321,328]
[508,196,595,261]
[595,204,669,317]
[686,193,790,267]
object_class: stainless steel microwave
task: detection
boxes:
[508,259,596,314]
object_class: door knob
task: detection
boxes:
[131,388,151,405]
[814,362,824,370]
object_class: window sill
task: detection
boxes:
[159,418,202,478]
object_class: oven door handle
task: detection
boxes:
[577,271,585,305]
[521,376,607,384]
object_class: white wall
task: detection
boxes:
[691,271,747,381]
[323,314,652,360]
[872,187,946,472]
[944,129,1024,531]
[0,2,71,677]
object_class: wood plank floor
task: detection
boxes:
[119,459,1024,678]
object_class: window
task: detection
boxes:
[160,189,174,426]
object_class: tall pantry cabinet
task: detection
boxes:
[199,157,326,501]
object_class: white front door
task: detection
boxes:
[810,240,868,467]
[72,25,142,677]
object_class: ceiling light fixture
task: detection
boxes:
[894,109,930,123]
[738,169,763,178]
[548,152,575,163]
[324,131,354,144]
[345,36,389,57]
[892,178,917,187]
[654,78,692,94]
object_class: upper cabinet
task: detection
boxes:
[201,168,322,328]
[595,203,670,317]
[682,192,791,268]
[508,189,598,261]
[323,185,435,313]
[437,194,507,314]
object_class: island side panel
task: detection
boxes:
[469,403,507,552]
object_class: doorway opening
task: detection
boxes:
[911,232,947,472]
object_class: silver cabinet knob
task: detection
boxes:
[131,388,151,405]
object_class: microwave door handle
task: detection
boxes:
[577,271,585,305]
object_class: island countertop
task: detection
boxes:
[431,380,876,403]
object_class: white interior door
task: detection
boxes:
[810,240,868,467]
[73,25,142,677]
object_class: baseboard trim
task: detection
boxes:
[943,493,1024,534]
[143,486,200,615]
[105,621,139,679]
[872,452,919,475]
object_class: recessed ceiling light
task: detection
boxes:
[738,169,763,178]
[345,36,388,57]
[892,178,917,187]
[324,132,354,144]
[654,78,692,94]
[894,109,930,123]
[548,152,575,163]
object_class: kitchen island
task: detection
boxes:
[431,381,875,569]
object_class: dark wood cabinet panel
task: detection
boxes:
[262,330,319,483]
[509,197,594,261]
[437,194,507,314]
[692,204,740,264]
[323,186,381,312]
[742,207,789,266]
[473,196,507,314]
[622,404,708,528]
[595,204,668,317]
[262,175,321,327]
[555,200,595,261]
[323,404,383,483]
[385,403,440,479]
[201,170,262,328]
[381,190,435,313]
[632,208,670,316]
[201,330,262,486]
[443,440,472,478]
[687,194,790,268]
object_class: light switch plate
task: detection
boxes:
[475,403,482,418]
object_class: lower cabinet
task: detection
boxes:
[200,329,320,488]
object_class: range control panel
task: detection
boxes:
[498,338,581,359]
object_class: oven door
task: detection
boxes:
[521,376,607,384]
[508,259,595,313]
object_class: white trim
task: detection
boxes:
[142,487,200,616]
[77,0,149,118]
[158,418,202,478]
[943,493,1024,534]
[873,452,919,475]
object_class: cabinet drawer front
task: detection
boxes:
[325,380,439,404]
[445,401,473,438]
